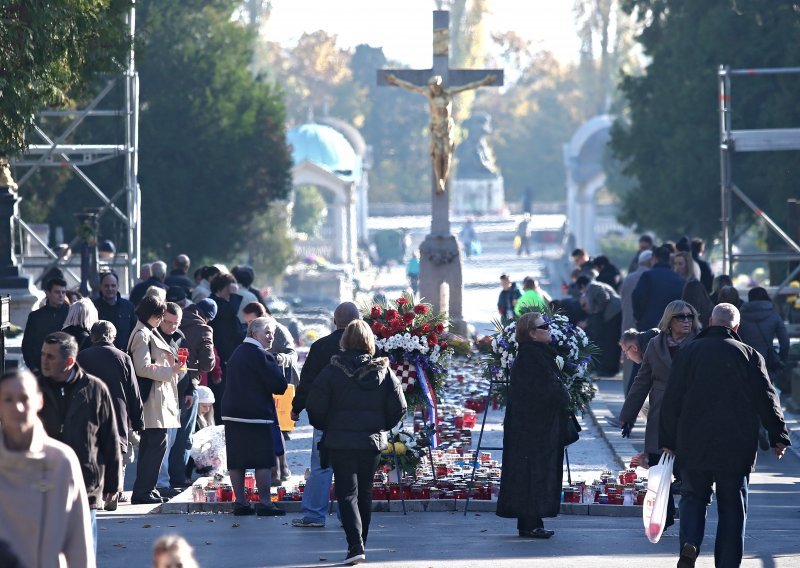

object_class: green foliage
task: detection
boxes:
[599,233,638,274]
[0,0,132,155]
[611,0,800,241]
[291,186,326,236]
[136,0,293,260]
[247,201,296,281]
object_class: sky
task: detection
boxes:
[265,1,581,67]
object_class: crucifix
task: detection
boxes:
[377,10,503,330]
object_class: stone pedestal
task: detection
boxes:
[0,187,44,327]
[418,234,466,335]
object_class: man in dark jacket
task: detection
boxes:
[660,303,790,568]
[38,332,121,552]
[129,260,168,307]
[497,274,522,320]
[290,301,360,528]
[690,238,714,294]
[209,273,245,421]
[22,277,69,371]
[77,320,144,510]
[164,254,194,295]
[171,300,217,486]
[94,271,137,351]
[632,245,684,330]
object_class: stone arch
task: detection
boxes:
[563,114,613,256]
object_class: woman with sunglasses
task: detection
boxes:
[496,312,571,539]
[618,300,701,528]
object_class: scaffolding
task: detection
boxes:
[10,3,140,291]
[719,65,800,294]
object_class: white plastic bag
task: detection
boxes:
[642,452,674,543]
[190,425,227,475]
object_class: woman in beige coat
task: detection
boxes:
[0,370,94,568]
[619,299,700,528]
[127,295,182,504]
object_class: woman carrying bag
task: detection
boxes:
[496,311,573,539]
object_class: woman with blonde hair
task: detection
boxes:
[497,312,572,539]
[619,299,701,528]
[306,320,407,565]
[62,297,99,351]
[152,534,198,568]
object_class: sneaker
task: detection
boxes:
[156,486,182,498]
[677,543,698,568]
[292,518,325,528]
[344,545,365,565]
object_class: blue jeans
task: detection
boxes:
[157,428,178,488]
[679,469,749,567]
[169,395,199,485]
[300,428,334,524]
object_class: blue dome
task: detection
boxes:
[287,123,361,181]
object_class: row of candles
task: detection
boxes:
[562,470,648,506]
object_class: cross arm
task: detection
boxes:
[377,68,433,88]
[447,69,504,92]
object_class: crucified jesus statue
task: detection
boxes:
[384,73,497,193]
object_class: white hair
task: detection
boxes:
[247,316,276,338]
[711,303,740,329]
[638,249,653,267]
[151,260,167,280]
[62,298,98,330]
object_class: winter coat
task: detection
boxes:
[514,289,548,317]
[306,351,407,452]
[94,294,137,351]
[660,326,791,474]
[164,269,194,295]
[77,341,144,451]
[209,293,245,364]
[62,324,92,352]
[0,420,94,568]
[496,341,570,520]
[179,303,216,386]
[681,278,714,329]
[620,329,697,453]
[293,328,344,415]
[738,300,790,363]
[620,266,648,332]
[21,302,69,371]
[632,262,684,330]
[221,339,288,423]
[128,276,167,307]
[270,322,300,386]
[497,283,522,320]
[127,320,181,429]
[38,366,122,509]
[596,263,622,292]
[693,255,714,293]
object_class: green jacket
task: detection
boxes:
[514,289,547,317]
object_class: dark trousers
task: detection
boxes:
[517,516,544,531]
[133,428,167,498]
[679,469,749,567]
[168,395,199,486]
[330,450,381,549]
[648,453,676,526]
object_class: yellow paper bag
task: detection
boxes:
[273,384,296,431]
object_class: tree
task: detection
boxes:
[610,0,800,241]
[135,0,293,261]
[292,186,326,236]
[0,0,131,155]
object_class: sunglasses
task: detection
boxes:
[535,323,550,330]
[672,313,694,322]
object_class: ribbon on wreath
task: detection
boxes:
[414,361,440,448]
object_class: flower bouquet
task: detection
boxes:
[482,311,598,412]
[362,292,453,408]
[379,430,427,476]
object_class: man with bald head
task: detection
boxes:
[660,303,790,568]
[290,301,361,528]
[165,254,194,295]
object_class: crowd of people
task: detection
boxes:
[495,235,792,567]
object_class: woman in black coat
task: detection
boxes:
[306,320,407,565]
[496,311,571,538]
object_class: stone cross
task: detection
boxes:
[377,10,503,331]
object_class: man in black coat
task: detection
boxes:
[77,320,144,510]
[289,301,360,529]
[660,303,790,568]
[129,260,168,307]
[38,332,121,551]
[94,271,137,351]
[21,277,69,372]
[632,245,684,331]
[164,254,194,295]
[690,238,714,294]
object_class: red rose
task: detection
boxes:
[370,306,382,319]
[440,341,449,350]
[402,312,415,324]
[427,332,439,346]
[413,304,429,315]
[434,322,445,334]
[421,323,431,334]
[391,319,405,333]
[371,321,384,335]
[385,309,399,321]
[396,297,409,306]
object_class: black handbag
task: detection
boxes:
[561,412,581,446]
